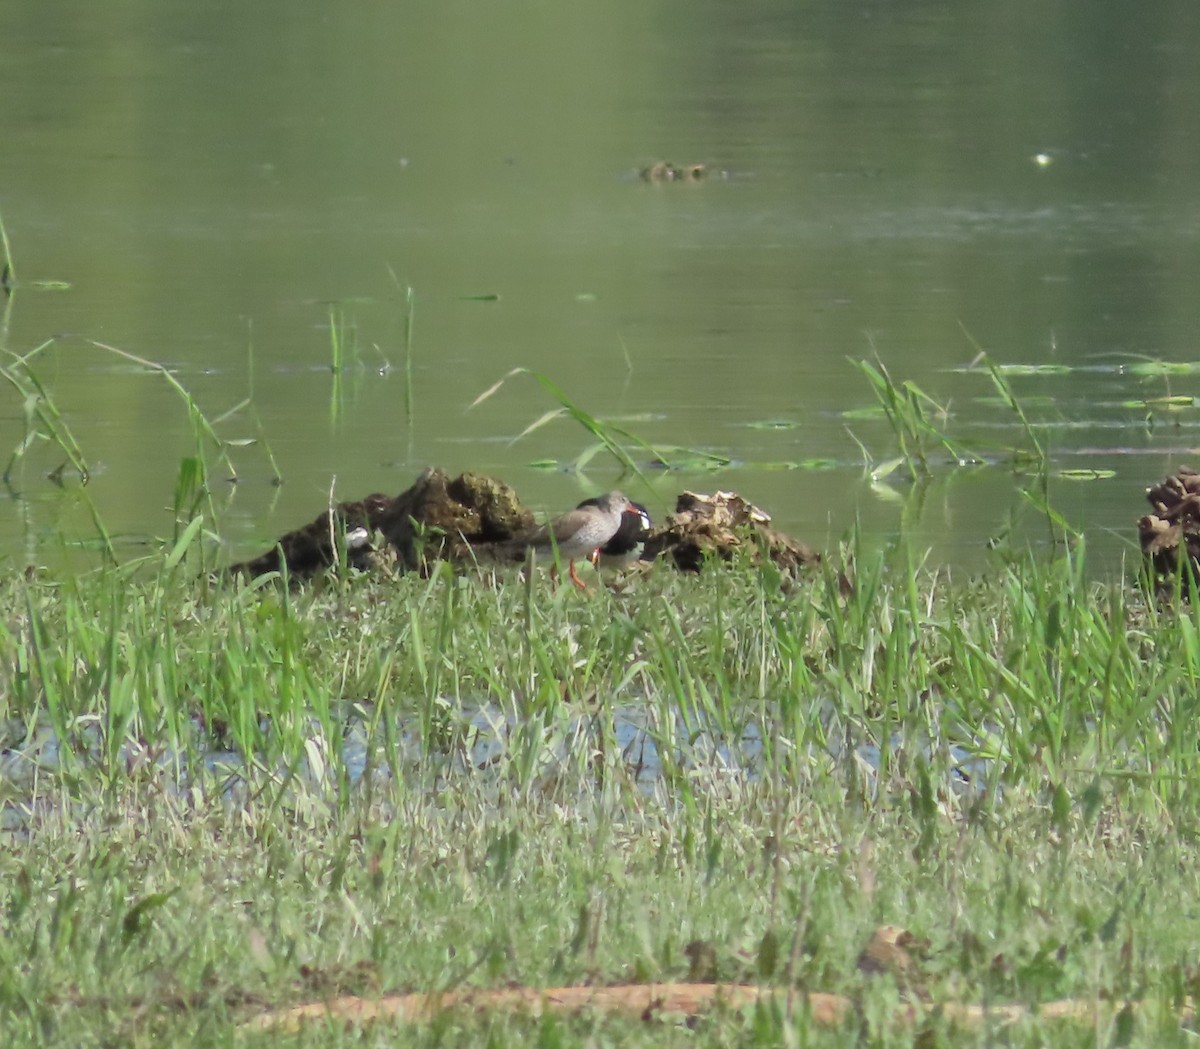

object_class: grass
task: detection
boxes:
[0,279,1196,1041]
[3,537,1200,1044]
[471,367,752,479]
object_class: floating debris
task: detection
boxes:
[1057,469,1116,481]
[639,161,708,182]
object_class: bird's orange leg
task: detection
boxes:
[568,559,590,592]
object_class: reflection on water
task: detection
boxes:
[0,0,1198,570]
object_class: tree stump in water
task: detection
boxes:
[374,467,534,572]
[229,471,820,582]
[229,468,533,580]
[642,490,820,574]
[228,492,394,579]
[1139,467,1200,588]
[640,161,708,182]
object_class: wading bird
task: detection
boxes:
[577,496,652,570]
[512,490,633,591]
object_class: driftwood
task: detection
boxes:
[1138,467,1200,585]
[229,469,819,582]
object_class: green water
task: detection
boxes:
[1,0,1199,569]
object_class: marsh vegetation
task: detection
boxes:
[4,511,1200,1044]
[5,2,1200,1041]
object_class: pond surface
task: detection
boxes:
[2,0,1199,571]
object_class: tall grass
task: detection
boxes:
[472,367,649,477]
[472,367,736,481]
[0,206,15,350]
[0,335,281,571]
[6,527,1200,1043]
[0,529,1185,813]
[850,356,969,479]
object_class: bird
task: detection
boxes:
[510,490,633,591]
[576,496,652,570]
